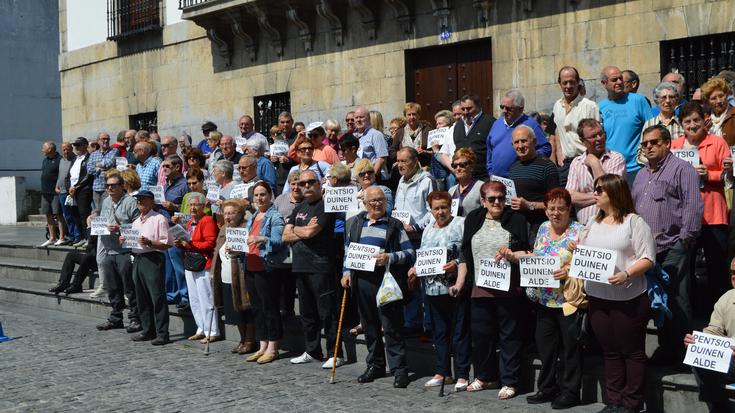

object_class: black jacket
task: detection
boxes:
[453,112,496,179]
[65,152,92,191]
[460,206,530,296]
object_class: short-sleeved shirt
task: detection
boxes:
[599,93,652,173]
[135,156,161,191]
[41,153,61,194]
[528,221,584,308]
[356,127,389,162]
[565,149,626,225]
[131,209,171,255]
[289,197,335,273]
[552,95,600,160]
[420,217,464,296]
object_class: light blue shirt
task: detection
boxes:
[599,93,652,173]
[356,127,388,162]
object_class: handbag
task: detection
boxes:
[184,251,207,272]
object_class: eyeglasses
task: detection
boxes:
[485,196,506,204]
[297,179,318,187]
[658,95,677,101]
[593,186,604,195]
[451,161,470,169]
[161,143,173,148]
[366,199,385,205]
[161,164,172,169]
[500,104,519,111]
[358,170,375,177]
[106,183,120,188]
[187,181,199,186]
[641,138,662,147]
[298,147,313,152]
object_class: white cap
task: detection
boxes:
[305,121,324,134]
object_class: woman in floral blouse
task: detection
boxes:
[523,188,585,409]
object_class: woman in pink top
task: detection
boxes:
[671,102,733,304]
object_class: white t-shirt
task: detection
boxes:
[69,156,84,187]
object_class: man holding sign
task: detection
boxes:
[342,187,415,388]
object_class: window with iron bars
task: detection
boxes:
[253,92,291,137]
[660,32,735,101]
[129,112,158,133]
[107,0,162,41]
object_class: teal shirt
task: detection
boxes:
[599,92,652,173]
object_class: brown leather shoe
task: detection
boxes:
[188,333,205,341]
[238,342,256,354]
[231,343,243,353]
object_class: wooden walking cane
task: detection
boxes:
[330,288,349,384]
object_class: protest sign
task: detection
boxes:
[391,210,411,225]
[225,227,248,252]
[230,183,253,200]
[324,186,359,212]
[344,243,379,272]
[672,148,700,167]
[490,175,517,205]
[150,185,165,204]
[206,185,220,202]
[271,141,289,157]
[174,212,192,227]
[683,331,733,373]
[451,199,460,216]
[569,245,617,284]
[428,127,448,147]
[415,247,447,277]
[90,217,110,236]
[120,224,141,249]
[168,224,189,241]
[476,258,511,291]
[235,137,247,154]
[519,255,561,288]
[115,157,128,171]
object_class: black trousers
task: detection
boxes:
[132,252,169,338]
[279,268,296,314]
[535,304,582,399]
[355,272,407,375]
[58,250,97,287]
[245,271,283,341]
[295,271,339,359]
[70,188,93,238]
[101,253,138,324]
[657,240,692,359]
[471,297,525,386]
[426,294,472,379]
[693,359,735,412]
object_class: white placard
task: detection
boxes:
[271,141,289,157]
[168,224,189,241]
[672,148,700,167]
[344,242,379,272]
[225,227,249,252]
[519,255,561,288]
[569,245,617,284]
[490,175,517,205]
[206,185,220,202]
[683,331,733,373]
[174,212,192,227]
[115,157,128,167]
[324,186,359,212]
[730,145,735,160]
[120,224,141,249]
[428,127,449,147]
[230,183,254,200]
[415,247,447,277]
[391,210,411,225]
[150,185,165,204]
[90,217,111,236]
[476,258,512,291]
[451,198,460,216]
[235,137,247,154]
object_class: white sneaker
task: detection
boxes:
[40,240,54,247]
[89,286,108,298]
[321,357,345,369]
[54,238,71,246]
[290,352,317,364]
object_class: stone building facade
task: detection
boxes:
[60,0,735,141]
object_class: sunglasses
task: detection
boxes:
[485,196,506,204]
[161,143,173,148]
[187,181,199,186]
[594,186,604,195]
[298,147,314,152]
[500,104,518,110]
[106,183,120,188]
[297,179,318,187]
[451,161,469,169]
[358,170,375,177]
[641,138,662,148]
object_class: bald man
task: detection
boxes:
[354,106,389,179]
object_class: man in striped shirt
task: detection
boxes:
[565,118,626,225]
[632,125,703,365]
[342,187,415,388]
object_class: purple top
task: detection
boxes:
[631,152,703,252]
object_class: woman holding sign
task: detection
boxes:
[447,148,482,217]
[407,191,470,391]
[458,180,531,399]
[523,188,585,409]
[575,174,655,412]
[672,102,733,305]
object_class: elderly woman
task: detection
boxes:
[574,174,655,412]
[241,182,287,364]
[211,159,236,215]
[430,110,456,190]
[672,102,732,303]
[637,82,684,165]
[282,135,331,194]
[354,158,394,212]
[205,131,222,166]
[273,170,303,317]
[459,181,530,399]
[523,188,585,409]
[174,192,220,343]
[447,148,482,216]
[702,77,735,143]
[211,199,255,355]
[388,117,407,149]
[407,191,470,391]
[389,102,432,167]
[324,119,342,154]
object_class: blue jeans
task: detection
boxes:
[58,193,79,241]
[164,246,188,303]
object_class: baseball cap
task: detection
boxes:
[72,137,89,146]
[201,121,218,133]
[305,121,324,135]
[133,190,155,199]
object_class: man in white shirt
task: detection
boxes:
[237,115,270,154]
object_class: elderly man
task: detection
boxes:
[394,147,436,334]
[623,69,652,107]
[282,170,341,366]
[245,140,277,194]
[177,133,192,154]
[160,155,189,309]
[237,115,269,153]
[272,111,298,191]
[684,258,735,413]
[344,111,356,135]
[652,72,687,116]
[599,65,653,182]
[124,129,138,165]
[156,136,181,186]
[565,118,626,224]
[86,133,118,215]
[341,186,415,388]
[632,125,702,364]
[134,141,161,191]
[552,66,601,186]
[66,137,93,247]
[95,173,141,333]
[447,95,496,180]
[231,155,263,211]
[40,141,64,247]
[128,190,172,345]
[354,106,389,180]
[487,89,551,178]
[56,142,78,244]
[210,159,235,216]
[508,126,560,243]
[219,134,241,165]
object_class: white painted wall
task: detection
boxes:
[66,0,182,51]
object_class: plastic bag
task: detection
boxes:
[376,264,403,307]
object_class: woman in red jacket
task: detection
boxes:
[174,192,219,343]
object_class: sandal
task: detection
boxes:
[498,385,517,400]
[466,378,490,392]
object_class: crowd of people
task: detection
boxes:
[37,65,735,413]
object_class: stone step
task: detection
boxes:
[0,243,79,262]
[0,256,72,284]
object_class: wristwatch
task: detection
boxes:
[527,202,535,211]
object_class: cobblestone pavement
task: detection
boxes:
[0,302,601,413]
